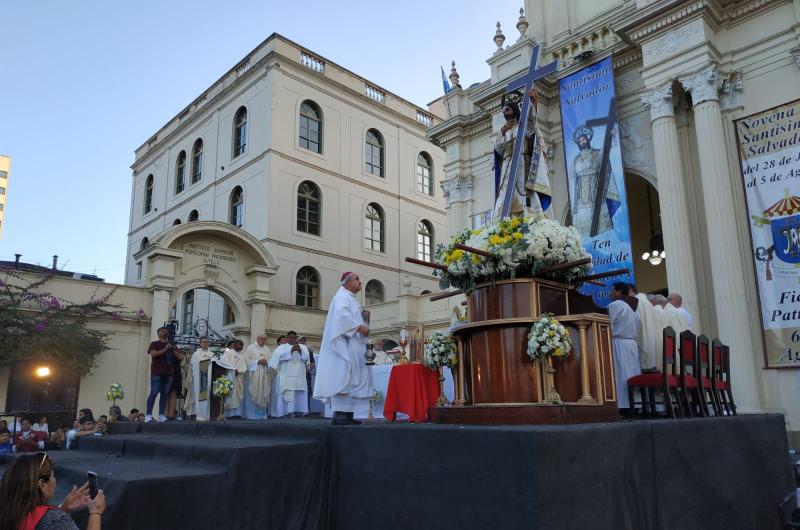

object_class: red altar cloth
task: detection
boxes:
[383,363,440,423]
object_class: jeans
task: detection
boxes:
[146,375,173,415]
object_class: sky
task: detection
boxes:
[0,0,523,283]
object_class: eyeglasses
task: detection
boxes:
[35,451,52,481]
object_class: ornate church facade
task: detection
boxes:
[430,0,800,440]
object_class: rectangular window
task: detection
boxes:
[0,203,3,211]
[136,262,142,279]
[0,187,5,195]
[0,171,7,179]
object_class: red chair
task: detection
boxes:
[716,343,737,416]
[677,330,702,417]
[696,335,721,416]
[627,327,684,418]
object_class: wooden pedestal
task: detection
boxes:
[434,279,617,425]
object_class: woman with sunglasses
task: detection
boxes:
[0,452,106,530]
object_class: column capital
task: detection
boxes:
[679,65,726,106]
[640,82,675,121]
[441,175,473,207]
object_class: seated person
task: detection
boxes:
[13,418,47,452]
[50,423,70,449]
[66,416,100,450]
[0,430,13,454]
[32,416,49,434]
[96,420,108,436]
[109,405,128,422]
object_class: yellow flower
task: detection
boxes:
[548,331,555,337]
[489,234,503,246]
[451,249,464,261]
[471,229,481,236]
[555,348,563,356]
[471,254,481,264]
[510,218,521,228]
[513,232,523,241]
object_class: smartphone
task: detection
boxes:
[87,471,99,499]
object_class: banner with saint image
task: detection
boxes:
[558,57,635,308]
[734,98,800,368]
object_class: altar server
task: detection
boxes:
[314,272,374,425]
[609,283,641,410]
[269,331,310,417]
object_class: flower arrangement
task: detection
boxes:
[212,376,233,398]
[423,332,457,369]
[527,313,572,361]
[105,382,125,404]
[371,390,383,402]
[434,216,591,291]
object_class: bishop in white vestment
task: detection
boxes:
[609,284,642,409]
[269,333,310,417]
[314,272,374,425]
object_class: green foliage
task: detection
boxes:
[0,271,146,376]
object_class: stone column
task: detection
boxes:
[150,289,172,340]
[249,302,267,344]
[641,82,702,330]
[680,65,763,413]
[441,176,472,239]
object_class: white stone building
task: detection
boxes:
[0,155,9,239]
[125,33,447,339]
[431,0,800,441]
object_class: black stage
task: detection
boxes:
[0,415,793,530]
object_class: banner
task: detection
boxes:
[558,57,635,308]
[734,99,800,368]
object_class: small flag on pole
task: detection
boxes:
[441,66,452,94]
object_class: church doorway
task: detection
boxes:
[624,172,667,295]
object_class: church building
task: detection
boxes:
[430,0,800,442]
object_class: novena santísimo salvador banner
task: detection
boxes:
[558,57,635,308]
[735,99,800,368]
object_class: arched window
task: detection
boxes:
[175,151,186,194]
[364,203,385,252]
[182,291,194,334]
[188,209,199,222]
[140,237,149,251]
[299,100,322,153]
[233,106,247,157]
[416,220,433,262]
[172,219,181,226]
[416,152,433,195]
[296,266,320,308]
[297,180,321,235]
[365,129,384,177]
[191,139,203,183]
[230,186,244,227]
[365,280,385,305]
[144,174,154,214]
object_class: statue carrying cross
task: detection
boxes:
[493,44,559,220]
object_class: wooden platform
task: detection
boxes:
[429,403,620,425]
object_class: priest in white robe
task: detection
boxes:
[314,271,374,425]
[372,339,395,366]
[653,294,689,334]
[269,331,310,417]
[219,340,249,418]
[189,338,214,421]
[244,334,273,419]
[609,283,641,410]
[628,285,661,372]
[668,293,694,330]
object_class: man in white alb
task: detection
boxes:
[189,338,214,421]
[667,292,694,330]
[628,284,662,372]
[244,334,273,419]
[609,283,641,411]
[314,271,374,425]
[269,331,310,417]
[219,340,249,418]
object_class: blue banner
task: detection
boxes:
[558,57,635,307]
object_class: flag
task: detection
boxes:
[441,66,452,94]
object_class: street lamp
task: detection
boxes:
[35,366,51,378]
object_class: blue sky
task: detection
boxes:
[0,0,522,283]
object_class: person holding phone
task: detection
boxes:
[0,452,106,530]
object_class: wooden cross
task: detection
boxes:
[500,45,558,219]
[584,97,618,237]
